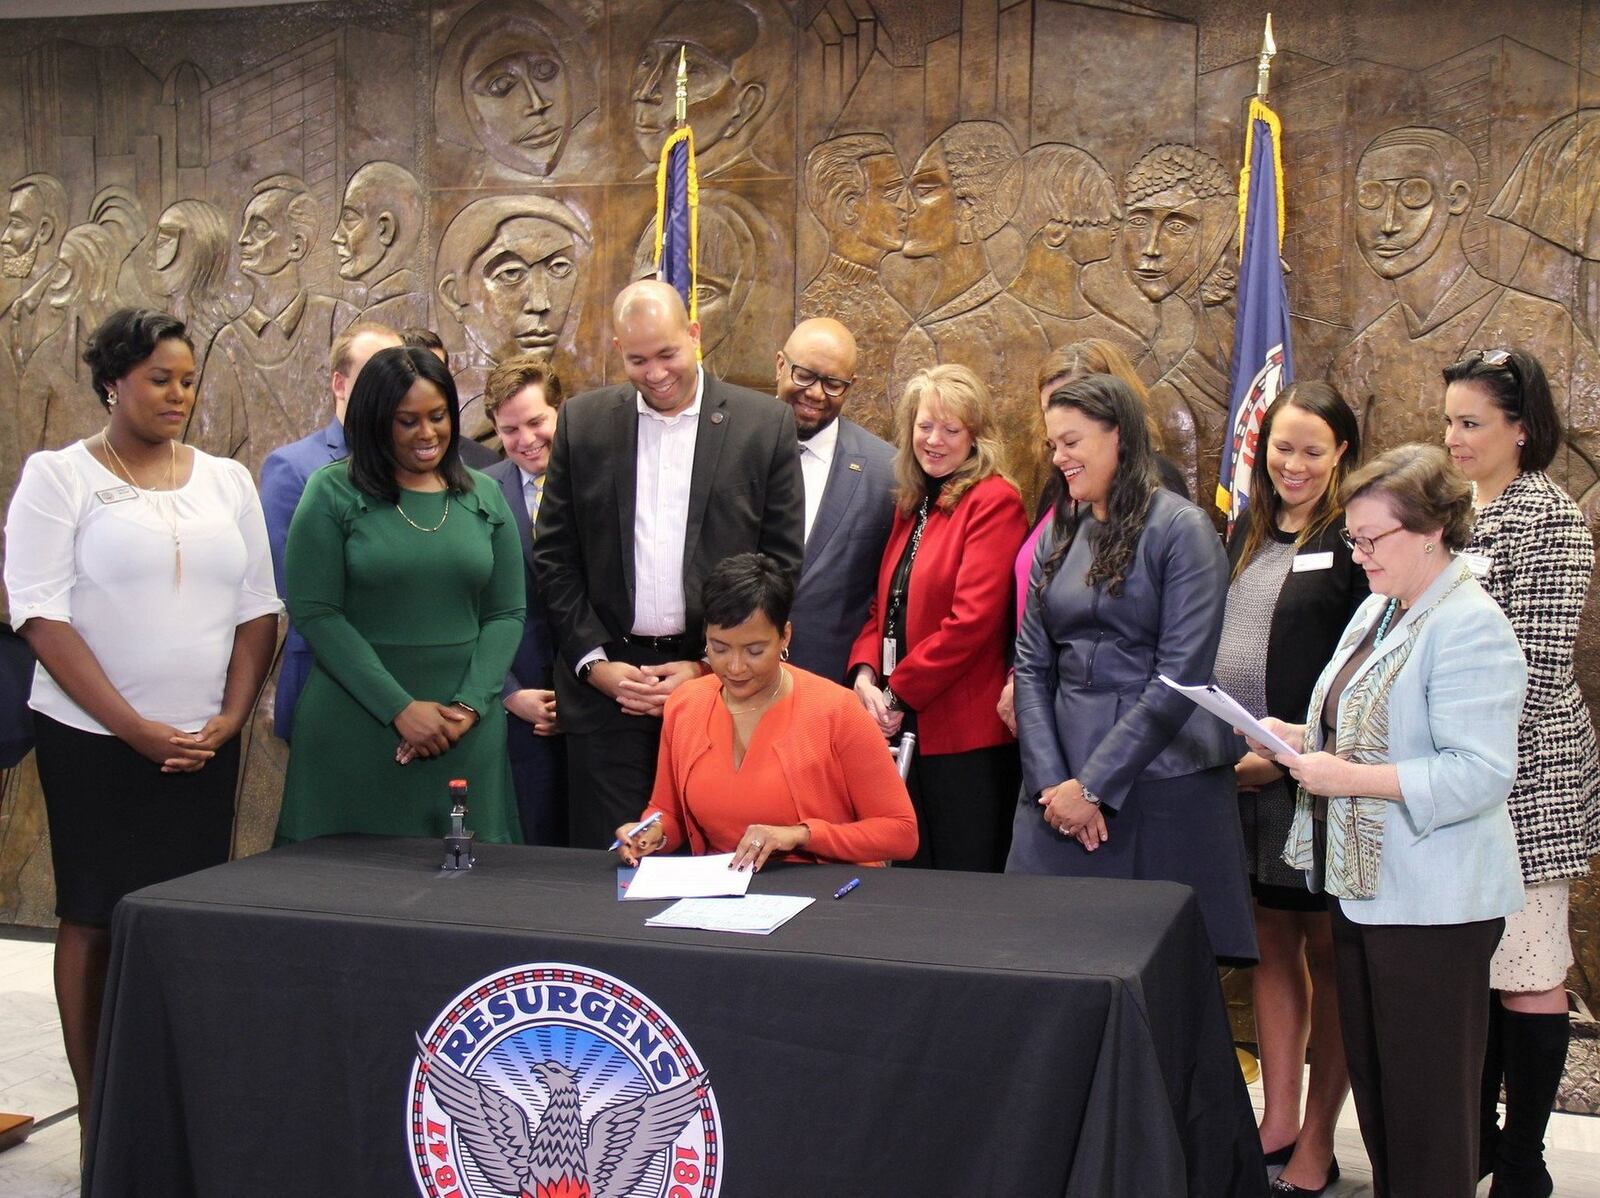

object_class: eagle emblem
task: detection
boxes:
[408,965,721,1198]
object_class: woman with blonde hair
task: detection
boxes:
[850,364,1028,871]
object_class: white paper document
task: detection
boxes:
[622,853,753,900]
[645,895,816,935]
[1158,675,1303,761]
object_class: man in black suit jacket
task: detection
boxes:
[482,355,568,845]
[776,318,896,683]
[533,280,804,846]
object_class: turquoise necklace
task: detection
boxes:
[1374,597,1402,644]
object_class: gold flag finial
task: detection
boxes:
[675,45,688,128]
[1256,13,1277,99]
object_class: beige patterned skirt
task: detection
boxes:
[1490,880,1574,992]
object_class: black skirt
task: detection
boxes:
[33,711,241,926]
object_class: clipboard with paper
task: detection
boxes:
[1158,675,1302,761]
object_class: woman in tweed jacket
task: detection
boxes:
[1444,348,1600,1198]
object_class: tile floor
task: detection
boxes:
[3,928,1599,1196]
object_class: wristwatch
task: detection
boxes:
[882,687,900,712]
[1081,786,1102,807]
[577,660,600,684]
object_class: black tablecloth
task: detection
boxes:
[84,838,1265,1197]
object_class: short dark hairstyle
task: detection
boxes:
[83,308,193,407]
[1441,348,1561,472]
[1341,443,1475,551]
[343,345,471,502]
[701,553,795,632]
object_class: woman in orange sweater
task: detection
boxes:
[615,553,918,871]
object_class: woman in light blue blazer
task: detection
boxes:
[1246,444,1525,1198]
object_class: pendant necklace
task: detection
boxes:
[723,669,786,715]
[99,432,182,588]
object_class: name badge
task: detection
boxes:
[95,485,138,504]
[881,637,898,677]
[1458,551,1491,578]
[1291,551,1334,573]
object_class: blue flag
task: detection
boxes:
[1220,97,1293,524]
[653,126,699,320]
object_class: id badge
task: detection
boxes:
[881,637,898,677]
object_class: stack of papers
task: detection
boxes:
[621,853,752,900]
[645,895,816,935]
[1158,675,1303,760]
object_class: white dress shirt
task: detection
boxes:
[519,467,543,527]
[632,370,703,635]
[798,416,839,543]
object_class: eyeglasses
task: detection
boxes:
[1450,348,1520,386]
[786,361,853,399]
[1339,525,1407,555]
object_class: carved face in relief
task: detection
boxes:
[236,188,304,278]
[902,145,957,259]
[1121,189,1206,302]
[461,216,579,363]
[333,175,391,282]
[630,3,771,169]
[1,187,49,279]
[1354,144,1467,280]
[151,211,188,275]
[463,27,570,176]
[855,153,911,254]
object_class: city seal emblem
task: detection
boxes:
[408,963,721,1198]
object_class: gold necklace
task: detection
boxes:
[395,491,450,532]
[98,431,182,588]
[722,669,786,715]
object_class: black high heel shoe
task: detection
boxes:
[1262,1141,1297,1168]
[1269,1156,1339,1197]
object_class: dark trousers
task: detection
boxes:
[904,742,1020,872]
[507,718,567,846]
[1329,902,1503,1198]
[559,637,698,849]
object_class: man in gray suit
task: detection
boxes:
[778,318,896,683]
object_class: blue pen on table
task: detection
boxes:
[608,810,663,852]
[833,877,861,900]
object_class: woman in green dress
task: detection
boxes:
[276,345,523,843]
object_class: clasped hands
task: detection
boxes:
[133,714,240,773]
[394,700,478,765]
[1038,779,1108,851]
[613,820,810,872]
[1239,717,1352,797]
[852,672,903,739]
[587,659,703,717]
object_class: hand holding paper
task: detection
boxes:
[1158,675,1303,761]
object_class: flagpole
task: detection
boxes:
[676,45,687,128]
[1257,13,1276,100]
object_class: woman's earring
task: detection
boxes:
[780,647,790,662]
[106,391,118,407]
[1424,543,1435,553]
[1517,439,1526,446]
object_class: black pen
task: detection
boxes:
[832,877,861,900]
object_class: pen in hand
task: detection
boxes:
[610,810,663,852]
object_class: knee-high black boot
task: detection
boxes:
[1481,994,1504,1180]
[1489,1009,1569,1198]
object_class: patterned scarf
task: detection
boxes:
[1283,565,1472,899]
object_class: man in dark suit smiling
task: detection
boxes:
[533,280,804,845]
[776,318,895,683]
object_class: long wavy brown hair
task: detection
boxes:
[1035,373,1158,598]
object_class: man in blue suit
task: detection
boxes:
[481,356,567,845]
[259,321,402,739]
[778,318,896,683]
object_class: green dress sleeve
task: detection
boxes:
[452,478,527,714]
[285,468,413,725]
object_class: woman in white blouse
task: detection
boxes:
[3,308,281,1127]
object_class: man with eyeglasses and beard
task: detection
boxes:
[776,318,895,684]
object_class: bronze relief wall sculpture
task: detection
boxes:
[1,0,1599,1005]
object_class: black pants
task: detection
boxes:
[903,742,1019,872]
[1329,902,1503,1198]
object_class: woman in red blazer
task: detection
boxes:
[849,364,1028,871]
[615,554,918,871]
